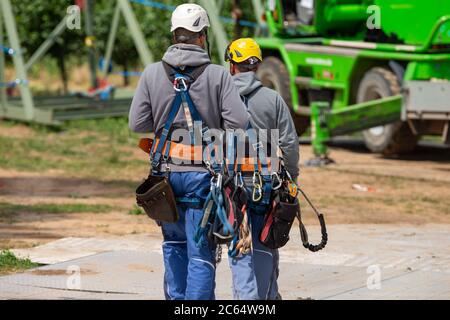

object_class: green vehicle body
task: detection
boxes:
[255,0,450,155]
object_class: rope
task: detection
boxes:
[130,0,176,11]
[113,71,142,77]
[130,0,259,28]
[235,206,252,256]
[297,187,328,252]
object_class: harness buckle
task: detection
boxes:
[210,172,223,191]
[215,173,223,189]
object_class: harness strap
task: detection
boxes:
[241,87,270,177]
[248,129,270,177]
[151,94,183,170]
[162,61,210,84]
[151,62,211,171]
[226,130,236,175]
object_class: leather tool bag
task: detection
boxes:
[135,175,179,223]
[259,181,328,252]
[259,190,298,249]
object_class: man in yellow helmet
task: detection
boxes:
[225,38,300,300]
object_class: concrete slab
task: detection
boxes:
[0,250,234,300]
[1,250,449,300]
[2,224,449,300]
[12,236,160,264]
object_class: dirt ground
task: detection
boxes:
[0,120,449,250]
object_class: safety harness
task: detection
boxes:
[150,62,212,172]
[139,63,328,258]
[222,88,276,258]
[239,87,328,253]
[136,62,213,223]
[152,62,246,256]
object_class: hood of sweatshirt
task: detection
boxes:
[162,44,211,68]
[232,71,263,96]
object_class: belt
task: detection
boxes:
[139,139,275,172]
[229,158,274,173]
[139,138,214,163]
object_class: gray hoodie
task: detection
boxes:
[233,72,300,179]
[129,44,249,172]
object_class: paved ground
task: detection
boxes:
[1,224,449,300]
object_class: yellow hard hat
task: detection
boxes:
[224,38,263,64]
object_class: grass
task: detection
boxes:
[0,202,115,219]
[0,250,40,275]
[128,204,144,216]
[0,118,146,178]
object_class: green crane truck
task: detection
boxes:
[255,0,450,157]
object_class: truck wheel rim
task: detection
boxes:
[369,126,385,136]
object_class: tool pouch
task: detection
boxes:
[259,197,299,249]
[135,175,179,223]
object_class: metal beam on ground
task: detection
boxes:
[24,16,68,71]
[0,10,6,113]
[251,0,266,35]
[85,0,98,89]
[0,0,35,121]
[102,1,121,77]
[310,95,403,158]
[118,0,154,67]
[197,0,229,67]
[208,0,225,55]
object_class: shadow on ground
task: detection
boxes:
[0,177,137,198]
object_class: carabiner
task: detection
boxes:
[252,184,263,202]
[252,172,262,187]
[271,172,283,190]
[234,172,244,188]
[173,77,188,92]
[252,172,263,202]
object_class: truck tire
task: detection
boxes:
[257,57,309,136]
[357,67,417,155]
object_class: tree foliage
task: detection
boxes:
[9,0,259,88]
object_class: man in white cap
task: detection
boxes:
[129,3,249,300]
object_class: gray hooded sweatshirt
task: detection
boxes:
[129,44,249,172]
[233,72,300,179]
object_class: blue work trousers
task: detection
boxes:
[160,172,217,300]
[228,205,280,300]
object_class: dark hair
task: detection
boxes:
[173,28,206,45]
[233,59,260,72]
